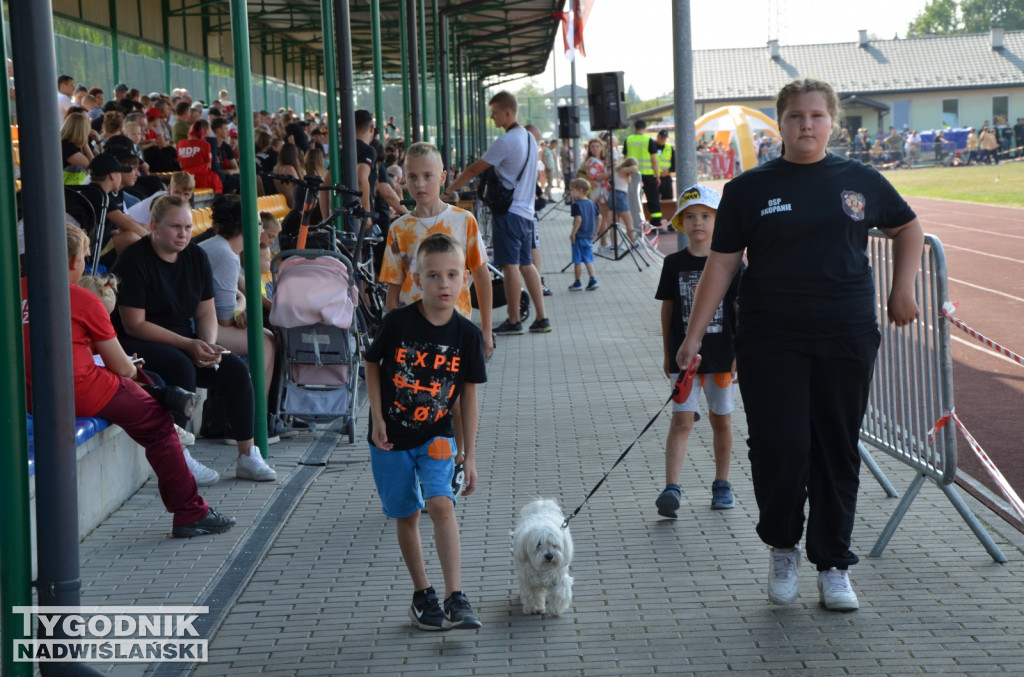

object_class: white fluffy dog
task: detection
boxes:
[512,499,574,616]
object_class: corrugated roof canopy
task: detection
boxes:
[210,0,562,82]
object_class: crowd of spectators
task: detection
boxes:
[831,119,1024,168]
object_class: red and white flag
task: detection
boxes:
[554,0,592,61]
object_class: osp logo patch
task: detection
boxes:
[841,190,866,221]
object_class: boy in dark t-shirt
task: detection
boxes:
[365,233,486,632]
[567,178,599,291]
[655,185,742,518]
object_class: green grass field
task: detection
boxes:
[882,161,1024,209]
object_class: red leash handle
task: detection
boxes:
[673,355,701,404]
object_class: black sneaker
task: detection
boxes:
[142,384,200,420]
[409,587,446,631]
[443,591,482,630]
[541,278,553,296]
[656,485,682,519]
[495,320,524,336]
[529,318,552,333]
[171,508,236,538]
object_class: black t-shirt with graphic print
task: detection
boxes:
[712,154,916,339]
[365,302,486,450]
[656,248,741,375]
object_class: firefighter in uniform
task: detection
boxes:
[623,119,662,228]
[656,129,675,204]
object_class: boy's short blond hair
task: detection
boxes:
[66,223,89,260]
[569,178,591,194]
[404,141,443,167]
[170,171,195,191]
[416,232,464,269]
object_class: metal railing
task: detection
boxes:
[859,231,1006,562]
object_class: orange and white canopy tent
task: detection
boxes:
[695,106,779,172]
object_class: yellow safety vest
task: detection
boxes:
[625,134,654,175]
[657,144,673,175]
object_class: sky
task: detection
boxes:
[537,0,932,99]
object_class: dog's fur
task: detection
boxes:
[512,499,574,616]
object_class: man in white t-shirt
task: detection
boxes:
[443,91,551,335]
[57,74,75,119]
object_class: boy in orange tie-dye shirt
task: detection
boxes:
[380,142,493,484]
[381,142,493,355]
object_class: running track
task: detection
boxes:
[655,189,1024,530]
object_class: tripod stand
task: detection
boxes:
[560,132,651,274]
[593,137,650,271]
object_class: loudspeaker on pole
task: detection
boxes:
[586,71,628,131]
[557,105,579,139]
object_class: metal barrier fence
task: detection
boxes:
[860,230,1006,562]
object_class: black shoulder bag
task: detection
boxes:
[479,125,532,216]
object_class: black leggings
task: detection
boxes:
[120,336,254,439]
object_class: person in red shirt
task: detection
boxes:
[22,224,235,538]
[176,119,223,193]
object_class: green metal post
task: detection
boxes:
[201,4,212,104]
[399,4,411,143]
[370,0,384,132]
[108,0,120,84]
[301,52,308,118]
[418,0,429,142]
[433,0,442,147]
[228,0,268,455]
[321,0,342,209]
[0,11,33,676]
[162,0,172,93]
[261,35,269,110]
[282,42,290,112]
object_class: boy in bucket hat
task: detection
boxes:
[654,184,743,517]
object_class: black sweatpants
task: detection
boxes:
[641,174,662,227]
[119,336,255,439]
[659,175,674,202]
[734,329,880,571]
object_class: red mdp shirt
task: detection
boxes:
[175,137,212,172]
[176,137,223,192]
[22,280,120,417]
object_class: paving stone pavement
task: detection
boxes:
[67,202,1024,676]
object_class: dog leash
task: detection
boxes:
[562,356,701,529]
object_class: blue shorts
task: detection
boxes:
[492,212,533,266]
[370,436,457,518]
[571,238,594,264]
[609,189,629,213]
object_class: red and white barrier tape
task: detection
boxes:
[930,408,1024,522]
[940,301,1024,368]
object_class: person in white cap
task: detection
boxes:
[655,184,741,519]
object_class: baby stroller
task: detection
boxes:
[269,248,360,442]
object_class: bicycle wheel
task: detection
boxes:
[519,289,530,324]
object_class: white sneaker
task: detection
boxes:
[183,448,220,486]
[175,424,196,447]
[817,567,859,611]
[767,547,800,605]
[223,435,281,446]
[236,446,277,482]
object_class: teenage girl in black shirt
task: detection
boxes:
[675,78,924,612]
